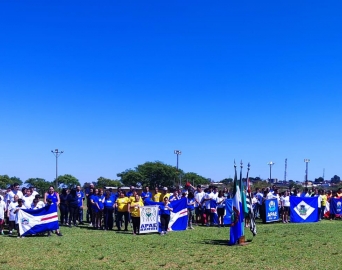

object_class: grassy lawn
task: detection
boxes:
[1,219,341,270]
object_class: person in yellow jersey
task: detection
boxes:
[320,189,327,220]
[115,191,130,231]
[161,187,171,202]
[130,190,143,203]
[153,187,162,202]
[130,194,144,235]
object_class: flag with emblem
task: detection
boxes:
[246,163,257,236]
[290,197,319,223]
[17,204,59,236]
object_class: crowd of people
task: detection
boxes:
[0,182,340,238]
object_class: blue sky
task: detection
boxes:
[1,1,342,184]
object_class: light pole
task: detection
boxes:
[304,159,310,187]
[51,149,64,188]
[174,150,182,186]
[268,161,275,183]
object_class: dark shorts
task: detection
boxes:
[283,206,290,213]
[195,207,202,215]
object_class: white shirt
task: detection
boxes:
[0,201,6,219]
[194,191,205,207]
[204,192,213,209]
[32,190,39,197]
[281,196,290,207]
[212,192,218,201]
[314,195,322,208]
[7,190,23,202]
[8,202,18,221]
[23,195,35,209]
[31,201,45,209]
[266,192,275,200]
[216,196,225,208]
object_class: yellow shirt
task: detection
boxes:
[153,192,162,202]
[321,195,327,206]
[161,193,171,202]
[130,201,144,217]
[116,197,130,212]
[130,196,143,204]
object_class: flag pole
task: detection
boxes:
[240,160,245,237]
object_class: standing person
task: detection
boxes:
[169,190,180,202]
[153,187,162,202]
[85,183,95,223]
[98,189,105,229]
[23,188,35,209]
[161,187,171,202]
[216,191,225,227]
[14,199,26,238]
[187,192,195,229]
[159,197,173,235]
[67,189,79,227]
[203,186,213,226]
[320,190,327,220]
[281,190,290,223]
[31,197,44,210]
[7,183,23,202]
[7,195,19,235]
[254,188,263,219]
[30,186,39,197]
[59,188,69,226]
[194,185,204,226]
[126,186,135,197]
[115,191,130,231]
[0,196,6,235]
[312,189,322,221]
[103,190,115,230]
[76,186,85,225]
[223,187,230,199]
[86,188,94,226]
[45,199,63,237]
[44,186,60,205]
[90,189,100,229]
[141,186,152,201]
[130,194,144,235]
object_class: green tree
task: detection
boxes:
[183,172,211,186]
[117,161,184,188]
[25,178,52,195]
[57,174,80,188]
[315,177,324,183]
[96,176,123,188]
[331,175,341,184]
[0,175,23,189]
[220,178,233,185]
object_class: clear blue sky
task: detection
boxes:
[1,0,341,184]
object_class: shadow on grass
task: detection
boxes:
[198,238,254,246]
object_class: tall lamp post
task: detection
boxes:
[174,150,182,186]
[268,161,275,183]
[304,159,310,187]
[51,149,64,188]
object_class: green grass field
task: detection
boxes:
[1,219,341,270]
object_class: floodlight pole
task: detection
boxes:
[268,161,275,183]
[51,149,64,188]
[304,159,310,187]
[174,150,182,186]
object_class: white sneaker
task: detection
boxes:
[88,223,93,227]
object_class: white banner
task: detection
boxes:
[139,206,159,234]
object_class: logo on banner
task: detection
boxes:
[21,218,29,225]
[141,207,157,222]
[294,200,315,220]
[337,202,342,213]
[268,200,276,211]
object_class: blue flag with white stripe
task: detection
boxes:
[224,199,232,225]
[290,196,319,223]
[17,203,59,236]
[145,198,188,231]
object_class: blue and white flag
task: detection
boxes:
[223,199,232,225]
[210,199,218,225]
[330,198,342,215]
[290,196,319,223]
[145,198,188,231]
[17,204,59,236]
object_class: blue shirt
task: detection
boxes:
[98,195,104,210]
[126,191,134,197]
[90,195,99,212]
[77,191,84,207]
[187,198,195,210]
[46,192,58,203]
[141,191,152,201]
[159,203,172,215]
[104,195,115,208]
